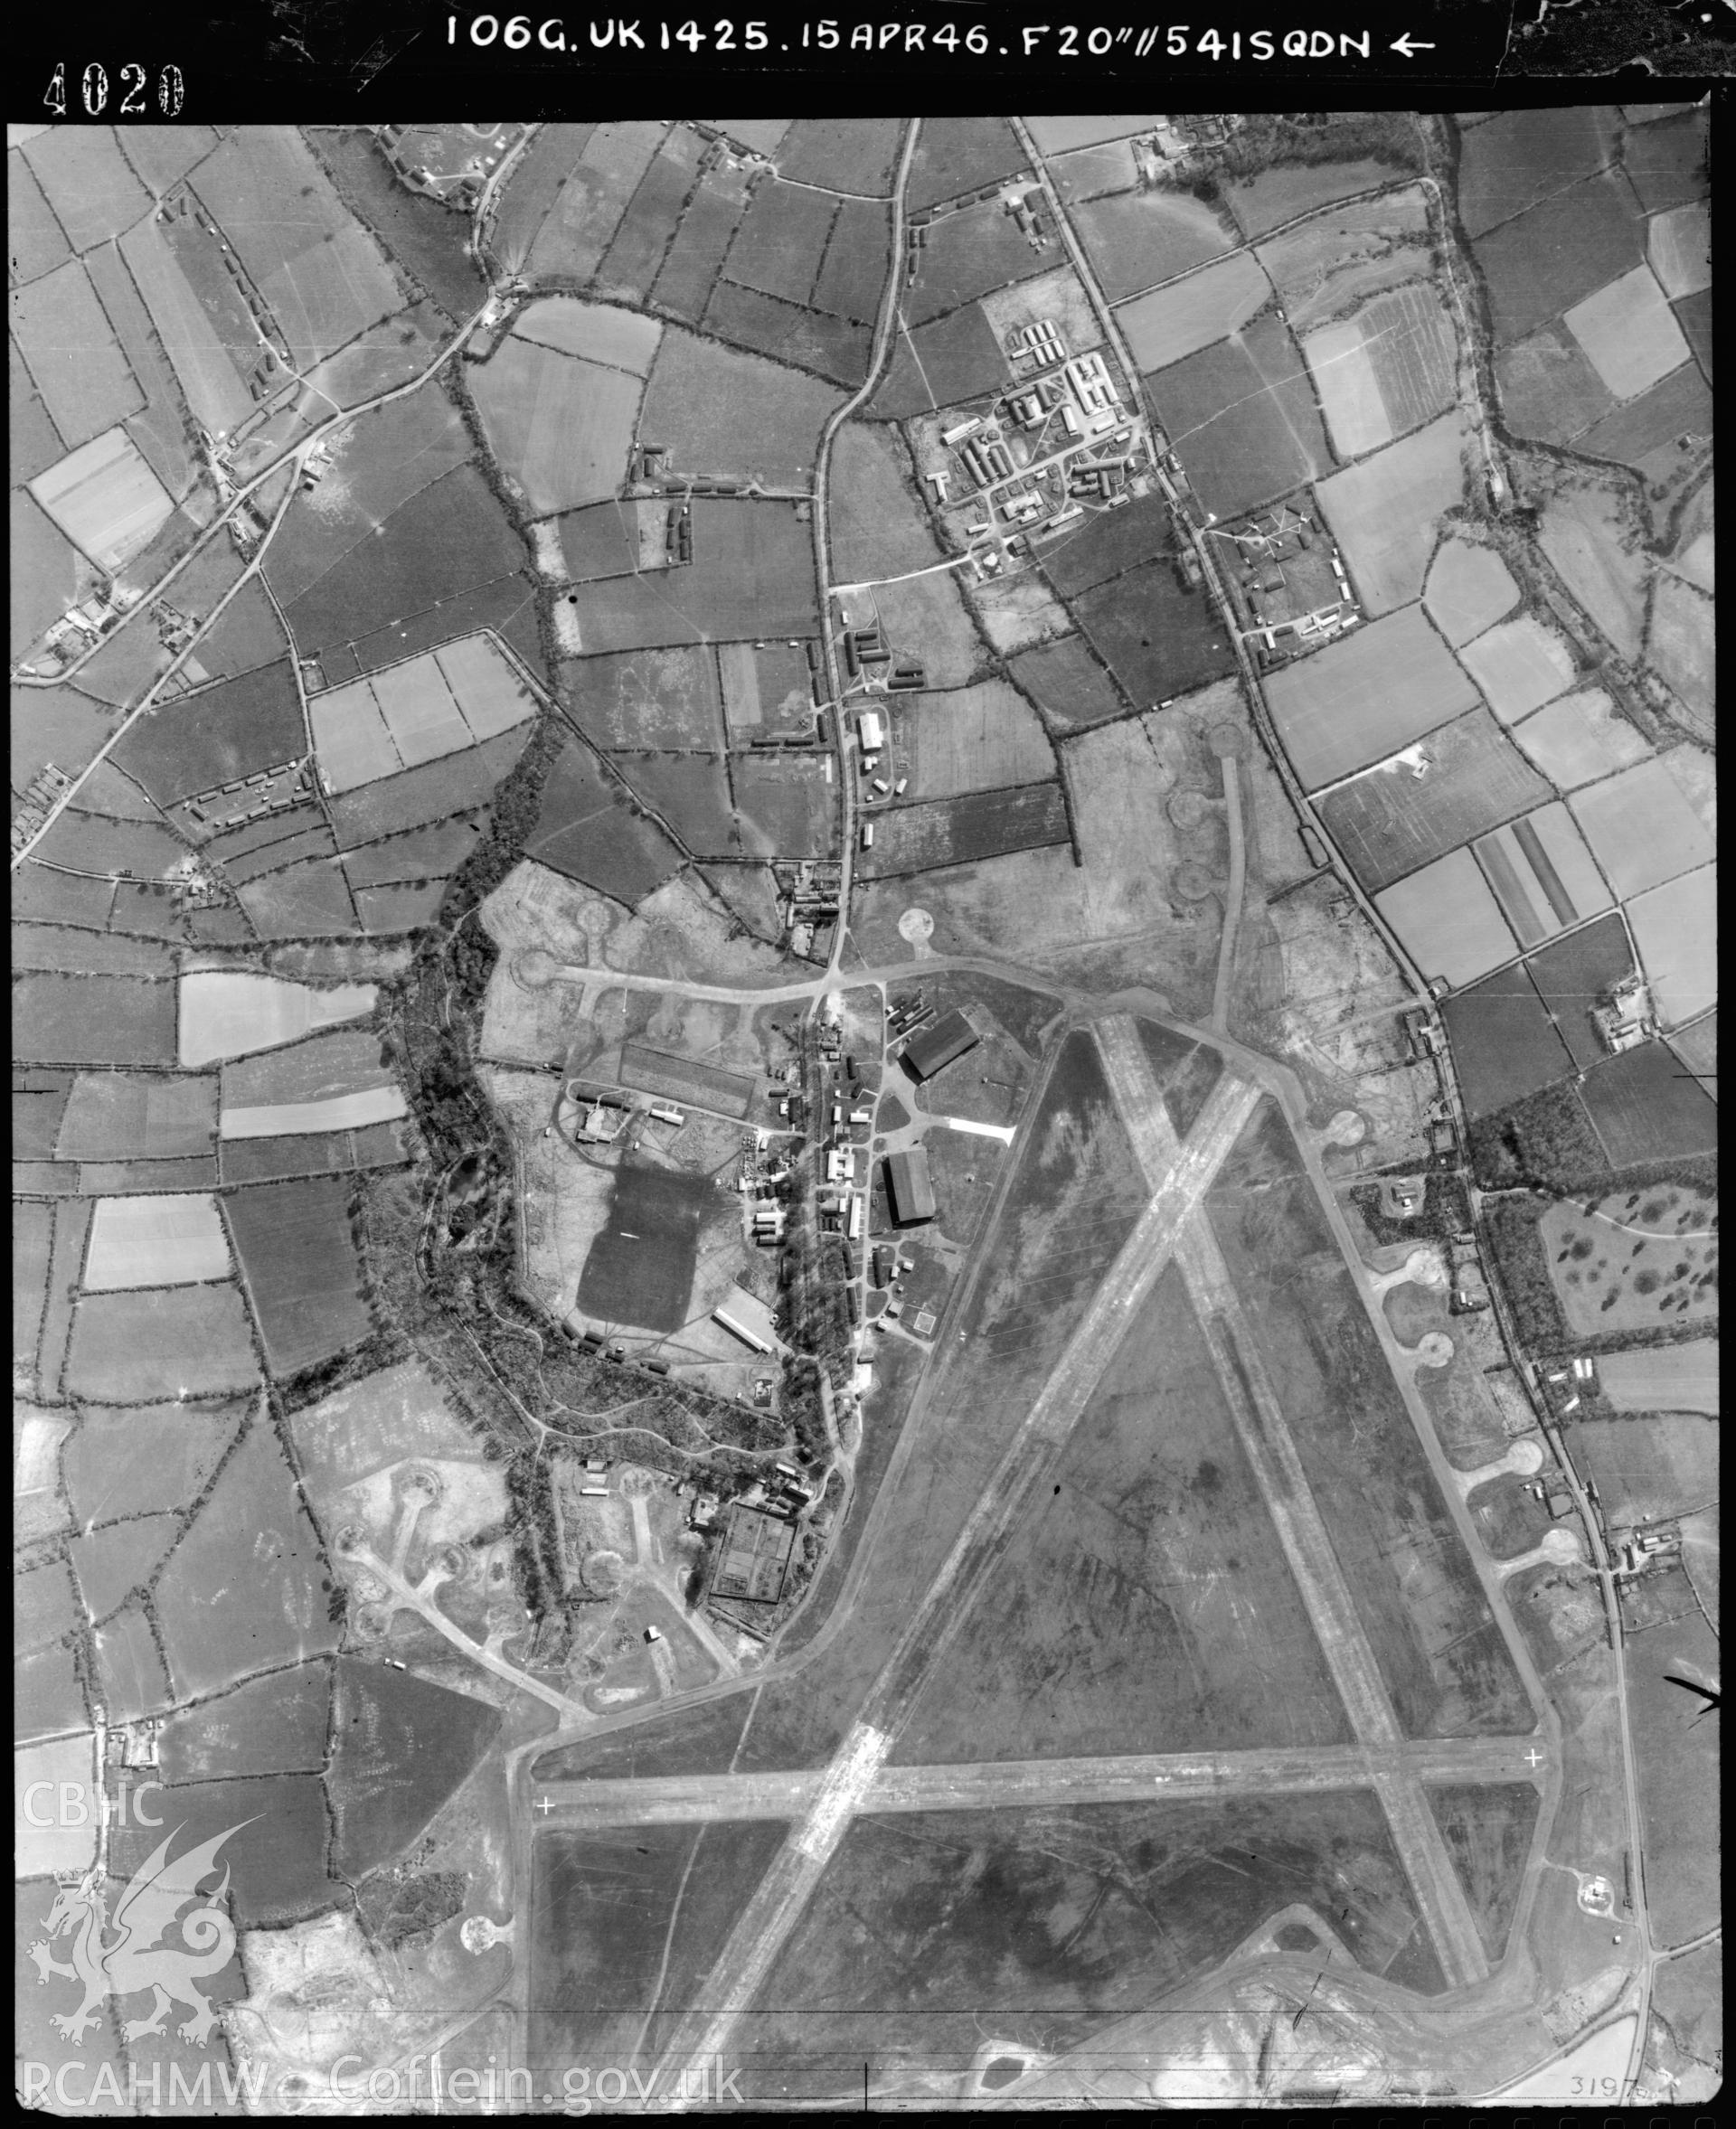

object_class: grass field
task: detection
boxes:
[1422,537,1521,647]
[594,130,699,305]
[722,177,836,306]
[865,566,983,690]
[574,1158,715,1333]
[56,1071,217,1159]
[1541,1185,1718,1339]
[1117,250,1270,372]
[1254,187,1431,330]
[1646,573,1712,721]
[157,1661,331,1783]
[1647,201,1711,300]
[1666,1008,1715,1088]
[1425,1784,1541,1961]
[110,660,304,805]
[1072,554,1235,707]
[1146,314,1330,521]
[468,339,643,515]
[901,681,1055,799]
[528,736,685,902]
[1563,263,1690,403]
[1571,355,1711,476]
[1224,157,1410,240]
[568,645,726,750]
[777,115,899,192]
[567,499,818,652]
[1580,1040,1719,1167]
[745,1791,1443,2090]
[703,278,870,387]
[647,166,744,323]
[897,1256,1351,1763]
[1628,1611,1719,1941]
[224,1176,371,1377]
[1472,172,1645,346]
[861,783,1070,877]
[1628,866,1716,1030]
[1007,636,1127,731]
[524,120,665,280]
[236,857,362,939]
[1568,757,1713,900]
[14,974,178,1069]
[152,1417,340,1697]
[64,1281,259,1398]
[83,1193,231,1291]
[1511,689,1652,790]
[1072,188,1238,300]
[308,129,487,325]
[1041,492,1176,599]
[1265,602,1478,791]
[221,1022,396,1107]
[883,303,1010,414]
[1457,107,1613,238]
[1494,322,1618,447]
[611,751,734,854]
[1537,483,1649,662]
[1473,802,1612,948]
[642,325,848,486]
[1570,1410,1717,1527]
[732,755,836,858]
[289,1357,476,1496]
[1597,1339,1718,1417]
[1316,706,1552,895]
[11,260,143,453]
[1442,966,1577,1119]
[1622,107,1707,215]
[1207,1102,1533,1738]
[529,1819,790,2074]
[328,1657,501,1877]
[1314,411,1469,616]
[907,116,1024,210]
[829,422,948,582]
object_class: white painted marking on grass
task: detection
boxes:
[938,1116,1015,1145]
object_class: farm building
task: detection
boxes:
[884,1147,937,1227]
[710,1503,797,1604]
[901,1008,980,1081]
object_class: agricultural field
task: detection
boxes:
[568,644,726,750]
[177,971,375,1069]
[326,725,528,845]
[1316,707,1552,896]
[1117,250,1270,372]
[1647,200,1711,300]
[703,280,870,388]
[224,1176,373,1378]
[221,1024,401,1125]
[1007,635,1127,732]
[1511,688,1653,790]
[591,128,703,306]
[29,426,175,576]
[1071,188,1237,300]
[638,325,843,485]
[776,116,901,193]
[1254,187,1432,334]
[63,1281,259,1399]
[1205,1102,1531,1738]
[1574,358,1712,476]
[524,120,667,281]
[1646,574,1713,721]
[1580,1040,1719,1167]
[873,305,1008,415]
[14,973,178,1068]
[610,752,733,854]
[1472,803,1612,949]
[1621,106,1708,215]
[900,681,1055,800]
[1454,106,1614,240]
[721,176,836,306]
[1071,552,1236,707]
[1458,615,1580,724]
[1536,479,1649,662]
[729,755,836,859]
[467,337,644,515]
[1562,264,1691,403]
[12,262,143,454]
[1568,757,1714,900]
[1304,283,1456,461]
[905,117,1024,211]
[82,1194,232,1290]
[526,737,685,903]
[1265,602,1479,791]
[1471,173,1645,346]
[1422,538,1521,646]
[310,639,533,795]
[1598,1339,1719,1417]
[1222,156,1411,241]
[308,128,487,324]
[1570,1407,1718,1524]
[1627,1612,1719,1943]
[829,422,948,584]
[1314,411,1469,616]
[1494,322,1619,447]
[860,783,1070,879]
[896,1259,1352,1766]
[1540,1187,1719,1341]
[1145,314,1330,521]
[1040,493,1177,602]
[1441,966,1575,1120]
[566,499,818,652]
[1667,1008,1715,1092]
[1375,847,1521,991]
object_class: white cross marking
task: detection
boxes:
[1524,1748,1544,1769]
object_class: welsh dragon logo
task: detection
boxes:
[27,1823,247,2047]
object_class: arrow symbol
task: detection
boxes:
[1390,34,1436,56]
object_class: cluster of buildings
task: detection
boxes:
[553,1081,685,1152]
[34,581,138,672]
[843,620,924,691]
[377,123,525,208]
[183,758,314,830]
[10,763,71,853]
[1590,973,1657,1056]
[1211,504,1361,660]
[917,319,1153,577]
[772,858,841,961]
